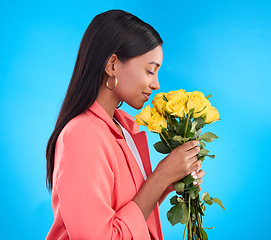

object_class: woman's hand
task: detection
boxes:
[154,140,202,188]
[158,167,205,205]
[192,169,205,192]
[133,140,204,219]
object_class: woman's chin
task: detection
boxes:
[126,101,145,110]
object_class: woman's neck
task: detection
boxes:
[96,85,121,119]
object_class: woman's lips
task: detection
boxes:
[142,92,151,100]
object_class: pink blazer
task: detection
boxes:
[46,100,164,240]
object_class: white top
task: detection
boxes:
[113,118,147,181]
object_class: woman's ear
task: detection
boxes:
[105,54,118,77]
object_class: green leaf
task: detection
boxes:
[170,195,178,205]
[176,119,186,136]
[180,204,189,224]
[167,116,179,132]
[167,205,183,226]
[198,148,209,157]
[199,140,206,147]
[162,94,168,102]
[206,94,212,99]
[174,182,185,192]
[172,135,182,142]
[193,129,201,139]
[212,198,226,210]
[200,227,208,240]
[189,107,195,114]
[153,141,171,154]
[201,192,210,202]
[184,182,194,191]
[140,119,149,126]
[182,174,195,186]
[173,135,190,143]
[189,188,199,199]
[196,226,208,239]
[206,154,215,159]
[191,117,205,133]
[199,132,219,142]
[196,117,205,128]
[186,119,192,135]
[169,139,182,149]
[205,200,213,205]
[186,130,194,138]
[195,106,207,115]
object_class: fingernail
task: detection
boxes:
[191,172,198,179]
[193,181,198,185]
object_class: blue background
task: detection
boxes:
[1,0,270,239]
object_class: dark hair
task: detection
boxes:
[46,9,163,191]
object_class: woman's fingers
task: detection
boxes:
[187,146,201,159]
[194,178,203,185]
[158,140,203,186]
[188,155,198,165]
[189,158,202,173]
[179,140,199,151]
[196,170,205,179]
[192,170,205,192]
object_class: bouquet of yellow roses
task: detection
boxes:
[135,89,225,240]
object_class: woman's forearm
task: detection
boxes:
[132,170,168,220]
[158,184,174,205]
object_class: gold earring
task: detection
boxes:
[105,75,118,90]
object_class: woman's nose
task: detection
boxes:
[149,76,160,90]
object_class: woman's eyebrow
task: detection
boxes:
[148,61,160,67]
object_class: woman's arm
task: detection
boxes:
[49,124,152,240]
[133,140,202,220]
[158,184,175,205]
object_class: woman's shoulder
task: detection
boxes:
[59,110,110,141]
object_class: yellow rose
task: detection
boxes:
[164,92,188,118]
[186,91,211,118]
[147,108,167,133]
[204,105,220,124]
[134,104,152,126]
[151,92,167,115]
[167,89,187,101]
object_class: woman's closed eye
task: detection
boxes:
[147,70,154,75]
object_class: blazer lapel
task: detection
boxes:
[131,131,152,177]
[116,139,144,192]
[132,132,163,240]
[88,101,163,239]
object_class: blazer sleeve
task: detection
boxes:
[53,122,151,240]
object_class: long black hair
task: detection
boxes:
[46,9,163,191]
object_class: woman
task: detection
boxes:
[46,9,204,240]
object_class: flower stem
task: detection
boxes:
[160,133,172,151]
[183,193,191,240]
[184,113,191,138]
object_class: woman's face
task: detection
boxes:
[114,45,163,109]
